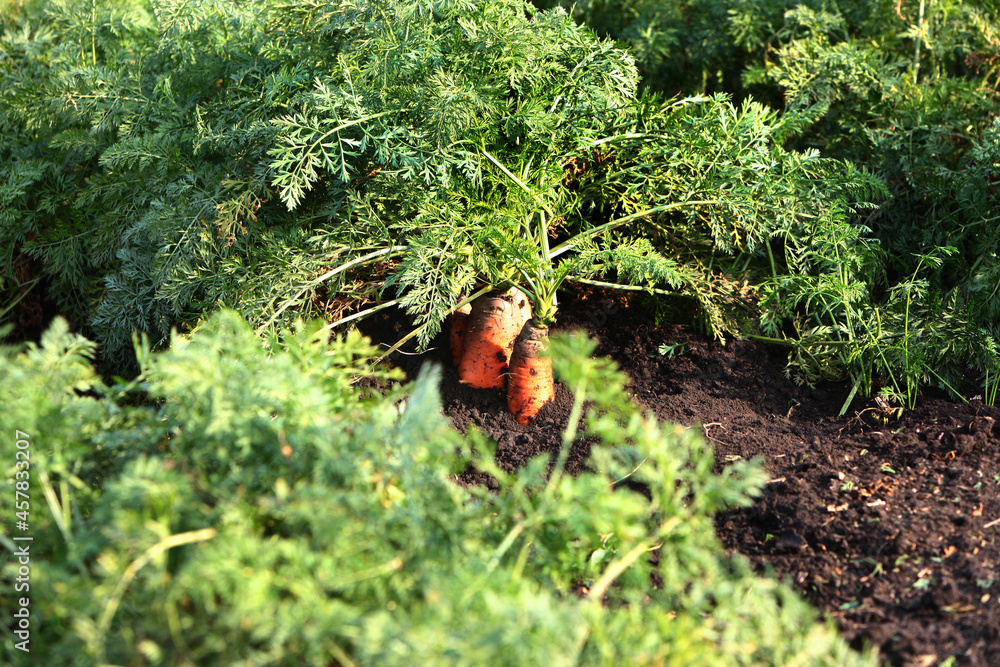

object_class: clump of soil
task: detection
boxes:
[360,287,1000,667]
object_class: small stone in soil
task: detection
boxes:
[773,532,808,553]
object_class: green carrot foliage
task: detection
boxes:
[0,314,878,666]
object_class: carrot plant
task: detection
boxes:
[466,147,710,421]
[407,78,881,420]
[2,0,650,367]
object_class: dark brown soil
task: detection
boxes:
[360,286,1000,667]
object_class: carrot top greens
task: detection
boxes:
[2,0,998,402]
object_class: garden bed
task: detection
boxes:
[363,287,1000,667]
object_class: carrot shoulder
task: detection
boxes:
[457,290,524,389]
[507,322,554,425]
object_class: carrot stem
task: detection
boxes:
[373,286,492,366]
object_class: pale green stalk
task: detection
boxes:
[255,246,406,335]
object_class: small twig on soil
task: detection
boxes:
[378,344,431,356]
[983,517,1000,530]
[315,299,399,333]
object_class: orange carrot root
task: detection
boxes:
[449,302,472,366]
[457,290,525,389]
[507,322,554,425]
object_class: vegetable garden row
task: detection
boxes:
[2,0,999,663]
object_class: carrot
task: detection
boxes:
[458,288,527,389]
[507,321,554,425]
[449,302,473,366]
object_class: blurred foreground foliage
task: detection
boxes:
[0,313,877,665]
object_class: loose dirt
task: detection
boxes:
[361,286,1000,667]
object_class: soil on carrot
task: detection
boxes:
[359,286,1000,667]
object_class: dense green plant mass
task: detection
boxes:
[528,0,898,97]
[747,3,1000,404]
[3,0,998,401]
[2,0,883,372]
[0,314,878,665]
[2,0,639,362]
[2,1,994,662]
